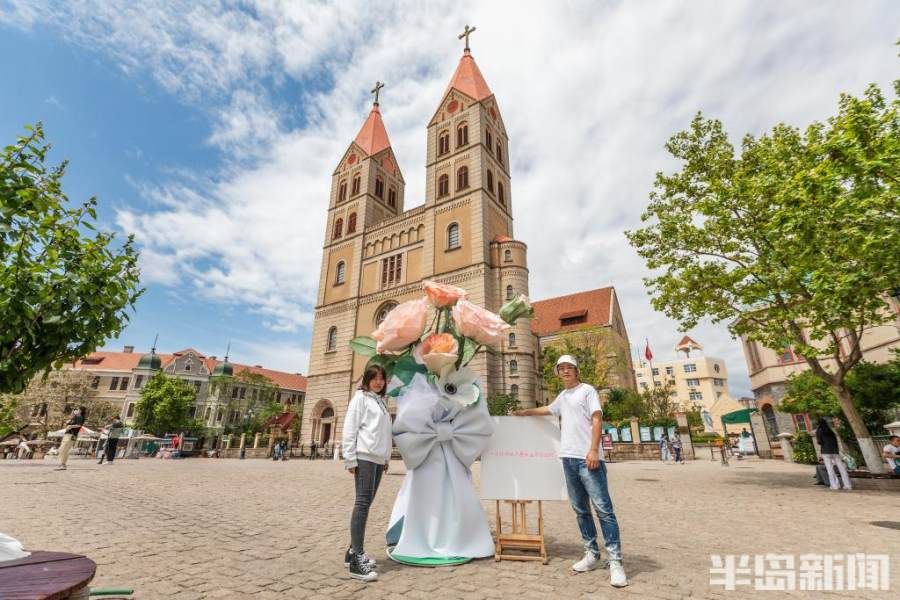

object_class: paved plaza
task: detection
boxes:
[1,456,897,599]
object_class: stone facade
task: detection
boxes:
[302,48,539,448]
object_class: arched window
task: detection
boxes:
[347,213,357,234]
[510,384,519,398]
[338,181,347,203]
[457,123,468,147]
[504,249,512,262]
[388,188,397,207]
[333,218,343,240]
[498,182,505,205]
[438,130,450,155]
[456,166,469,190]
[486,129,493,151]
[447,223,460,250]
[509,360,518,374]
[509,333,516,347]
[375,301,397,327]
[375,177,384,199]
[496,142,503,166]
[438,174,449,197]
[351,175,361,195]
[335,261,346,285]
[486,169,494,194]
[506,285,513,300]
[326,326,338,352]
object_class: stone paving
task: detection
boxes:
[1,455,897,599]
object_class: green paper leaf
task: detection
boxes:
[348,336,377,357]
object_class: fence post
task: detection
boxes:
[253,433,260,449]
[675,411,694,460]
[629,418,640,446]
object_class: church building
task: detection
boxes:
[301,36,539,449]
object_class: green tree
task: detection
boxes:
[487,393,518,416]
[791,432,819,465]
[602,387,646,423]
[626,80,900,473]
[0,397,20,437]
[134,373,198,436]
[641,383,678,426]
[541,330,625,398]
[0,123,142,394]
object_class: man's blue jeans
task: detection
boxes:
[562,458,622,562]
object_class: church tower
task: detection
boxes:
[301,30,538,452]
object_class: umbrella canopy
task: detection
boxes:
[721,408,755,425]
[47,426,99,438]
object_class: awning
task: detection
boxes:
[721,408,755,425]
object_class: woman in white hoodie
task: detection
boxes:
[342,364,392,582]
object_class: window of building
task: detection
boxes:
[232,386,239,399]
[351,175,360,195]
[510,384,519,399]
[689,391,703,401]
[375,301,398,327]
[504,249,512,262]
[496,142,503,165]
[447,223,460,250]
[714,378,725,386]
[333,218,343,240]
[335,261,346,285]
[640,382,648,390]
[794,414,809,432]
[193,381,201,394]
[683,363,697,373]
[498,182,505,205]
[388,188,396,208]
[457,123,468,147]
[457,166,469,190]
[509,360,518,374]
[777,347,797,364]
[126,403,135,418]
[375,177,384,199]
[665,366,673,376]
[506,285,514,300]
[559,311,587,326]
[326,326,338,352]
[486,129,493,151]
[119,377,129,391]
[109,377,120,391]
[486,169,494,194]
[239,387,246,400]
[338,181,347,202]
[134,375,144,389]
[686,378,700,387]
[438,131,450,155]
[381,254,403,288]
[438,174,450,197]
[651,368,659,376]
[745,340,762,372]
[91,376,100,389]
[347,213,356,234]
[713,363,721,373]
[216,408,223,423]
[509,333,516,347]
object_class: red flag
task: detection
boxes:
[644,340,653,362]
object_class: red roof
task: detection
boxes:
[493,235,514,243]
[530,287,614,337]
[353,104,392,156]
[675,335,703,350]
[266,411,299,430]
[71,352,148,372]
[445,50,493,102]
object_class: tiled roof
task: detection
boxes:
[353,104,392,156]
[266,411,300,430]
[530,287,614,337]
[492,235,514,243]
[675,335,703,350]
[71,352,148,372]
[445,50,493,102]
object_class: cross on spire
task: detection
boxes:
[371,81,385,106]
[458,24,476,52]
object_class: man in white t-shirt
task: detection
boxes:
[513,355,627,588]
[883,436,900,475]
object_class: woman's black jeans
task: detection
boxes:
[350,459,384,555]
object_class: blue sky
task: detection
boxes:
[1,1,898,393]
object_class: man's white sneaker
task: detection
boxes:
[609,560,628,587]
[572,551,599,572]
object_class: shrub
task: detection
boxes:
[792,432,818,465]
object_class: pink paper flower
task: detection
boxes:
[452,299,510,348]
[420,333,459,374]
[423,280,468,308]
[372,298,429,353]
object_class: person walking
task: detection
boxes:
[56,407,85,471]
[513,355,627,588]
[671,431,684,464]
[341,364,392,583]
[98,416,124,464]
[659,434,671,463]
[816,417,852,491]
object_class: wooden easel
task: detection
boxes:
[494,500,548,564]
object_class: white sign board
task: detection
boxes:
[480,416,568,501]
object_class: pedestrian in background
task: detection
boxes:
[816,417,852,491]
[56,406,85,471]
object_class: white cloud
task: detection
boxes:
[4,1,898,394]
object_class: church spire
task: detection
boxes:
[444,25,492,101]
[352,81,393,156]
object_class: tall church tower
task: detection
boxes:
[301,31,538,452]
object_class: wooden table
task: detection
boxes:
[0,551,96,599]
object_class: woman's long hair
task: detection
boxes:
[360,365,388,397]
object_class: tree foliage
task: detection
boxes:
[134,373,199,436]
[792,432,819,465]
[602,387,646,423]
[0,123,142,394]
[541,329,627,398]
[626,78,900,472]
[601,385,680,426]
[487,393,518,416]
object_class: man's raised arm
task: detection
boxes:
[512,406,552,416]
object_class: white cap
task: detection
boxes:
[555,355,578,371]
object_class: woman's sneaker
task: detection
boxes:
[344,548,376,568]
[609,560,628,587]
[348,553,378,582]
[572,551,599,572]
